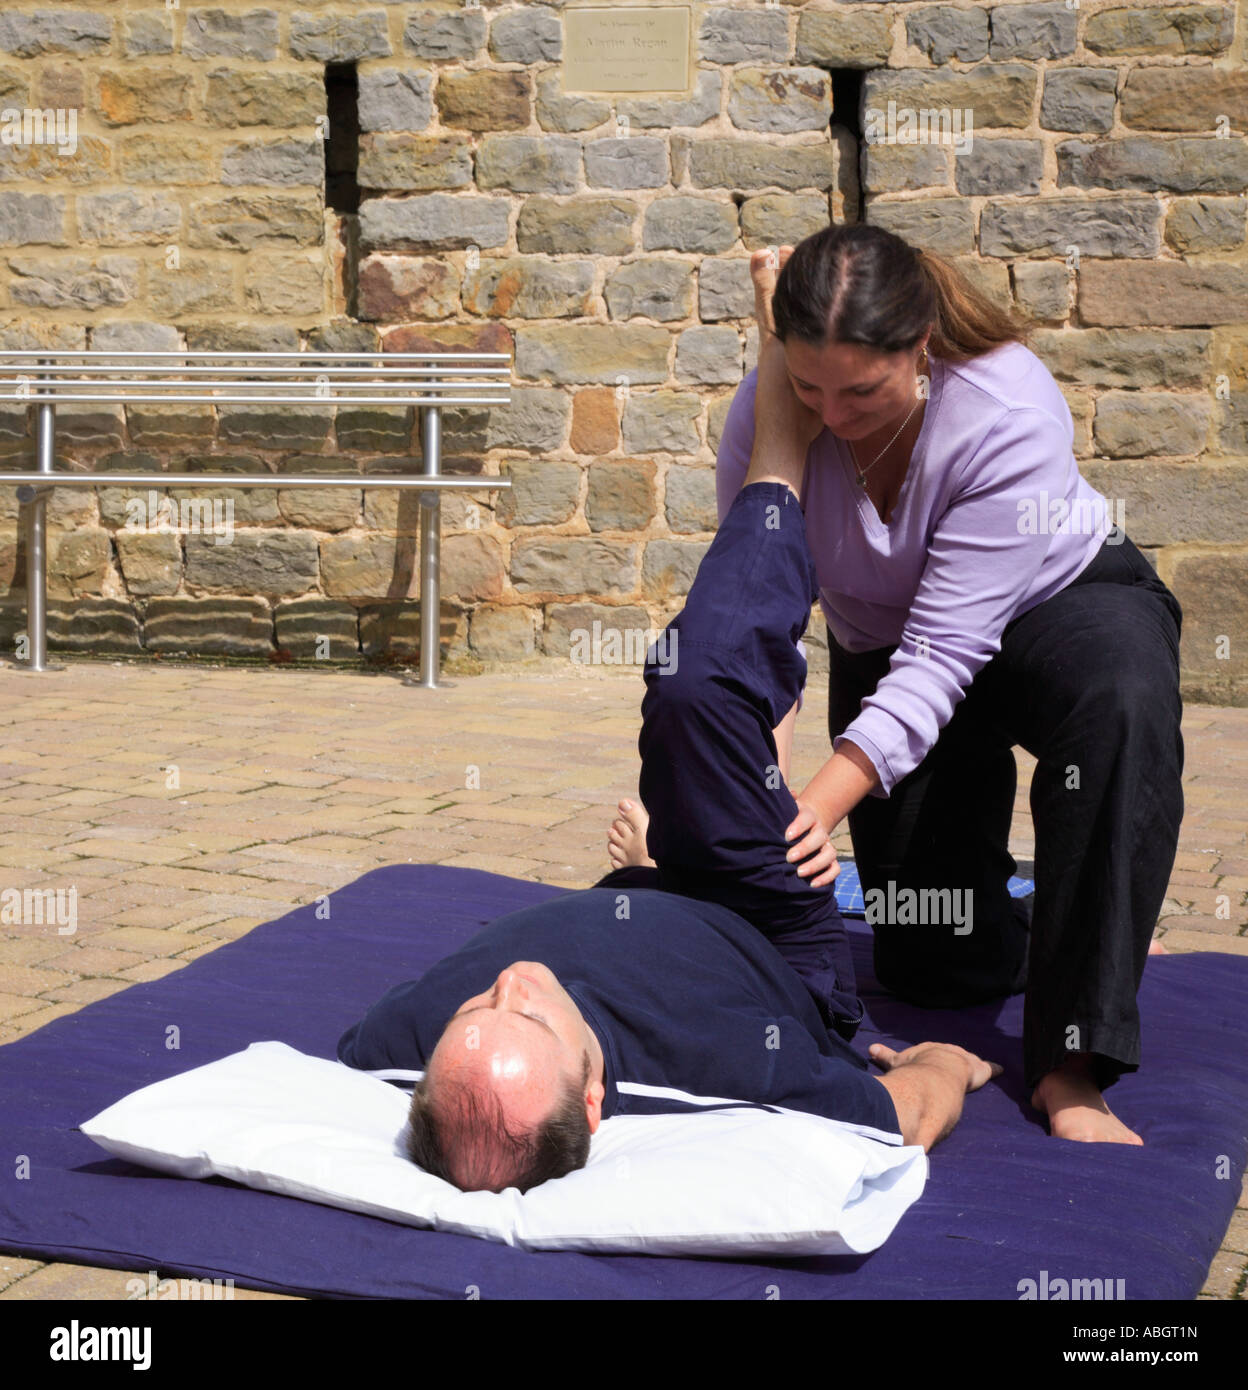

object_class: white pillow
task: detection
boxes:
[80,1041,927,1257]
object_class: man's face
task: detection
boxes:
[430,962,603,1135]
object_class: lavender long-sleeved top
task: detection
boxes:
[715,340,1111,798]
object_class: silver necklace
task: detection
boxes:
[848,350,930,487]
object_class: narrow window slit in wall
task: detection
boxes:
[325,62,360,214]
[324,63,361,317]
[828,67,865,225]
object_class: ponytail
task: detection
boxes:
[915,247,1037,363]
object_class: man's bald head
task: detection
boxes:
[403,962,605,1193]
[406,1045,592,1193]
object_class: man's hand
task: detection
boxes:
[784,798,839,887]
[867,1040,1004,1152]
[869,1041,1002,1095]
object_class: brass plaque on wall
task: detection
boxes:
[564,6,691,94]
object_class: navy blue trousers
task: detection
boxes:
[594,481,864,1040]
[827,527,1184,1091]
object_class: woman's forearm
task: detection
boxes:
[772,700,798,785]
[796,740,879,832]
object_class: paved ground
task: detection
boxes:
[0,657,1244,1300]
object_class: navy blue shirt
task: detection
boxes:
[337,885,900,1140]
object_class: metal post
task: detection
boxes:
[23,368,55,671]
[416,373,442,688]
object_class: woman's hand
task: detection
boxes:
[750,246,825,459]
[784,797,840,888]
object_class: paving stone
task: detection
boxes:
[1162,929,1248,956]
[0,937,66,967]
[0,1257,42,1292]
[0,1263,149,1300]
[1221,1209,1248,1256]
[90,925,206,955]
[36,944,143,975]
[0,963,65,995]
[1,1000,85,1033]
[41,978,132,1004]
[0,990,44,1021]
[117,958,186,983]
[1199,1250,1248,1298]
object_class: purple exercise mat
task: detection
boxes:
[0,864,1244,1299]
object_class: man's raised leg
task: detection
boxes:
[636,479,863,1038]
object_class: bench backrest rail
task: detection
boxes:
[0,351,514,687]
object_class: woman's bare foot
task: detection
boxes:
[1148,936,1169,955]
[607,798,655,870]
[1030,1055,1144,1145]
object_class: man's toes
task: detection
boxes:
[750,249,777,288]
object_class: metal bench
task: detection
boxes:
[0,349,512,688]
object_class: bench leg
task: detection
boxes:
[15,402,58,673]
[415,397,442,688]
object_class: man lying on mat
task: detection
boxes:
[337,325,1000,1194]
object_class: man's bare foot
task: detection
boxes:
[607,798,655,870]
[743,246,821,502]
[1030,1055,1144,1145]
[1148,937,1169,955]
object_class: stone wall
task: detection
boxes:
[0,2,1244,700]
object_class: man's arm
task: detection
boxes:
[869,1041,1002,1152]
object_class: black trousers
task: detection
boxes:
[828,527,1184,1091]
